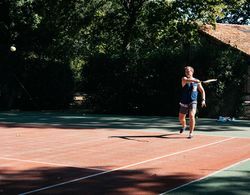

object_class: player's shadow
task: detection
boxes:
[109,133,186,142]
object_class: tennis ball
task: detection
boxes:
[10,46,16,52]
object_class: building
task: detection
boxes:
[201,23,250,118]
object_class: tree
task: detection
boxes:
[0,0,248,115]
[218,0,250,24]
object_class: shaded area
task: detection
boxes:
[0,167,99,194]
[0,112,250,136]
[0,166,194,195]
[109,133,186,142]
[167,160,250,195]
[1,163,249,194]
[0,112,181,130]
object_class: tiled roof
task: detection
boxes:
[201,23,250,56]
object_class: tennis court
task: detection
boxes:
[0,112,249,194]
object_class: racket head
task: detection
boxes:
[202,79,217,84]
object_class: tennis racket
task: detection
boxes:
[201,79,217,84]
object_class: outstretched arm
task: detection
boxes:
[182,77,200,87]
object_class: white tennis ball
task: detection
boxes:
[10,46,16,52]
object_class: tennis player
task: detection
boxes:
[179,66,206,138]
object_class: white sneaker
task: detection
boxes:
[188,133,193,139]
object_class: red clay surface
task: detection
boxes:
[0,127,249,194]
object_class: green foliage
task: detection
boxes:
[218,0,250,24]
[0,0,248,116]
[0,0,75,110]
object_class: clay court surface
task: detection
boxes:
[0,112,249,194]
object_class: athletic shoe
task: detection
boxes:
[188,134,193,139]
[180,127,186,134]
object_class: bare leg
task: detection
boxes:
[179,113,186,132]
[188,109,196,137]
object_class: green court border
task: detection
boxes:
[162,158,250,195]
[0,111,249,138]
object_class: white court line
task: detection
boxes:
[0,157,105,171]
[19,137,235,195]
[160,158,250,194]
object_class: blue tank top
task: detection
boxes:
[180,82,198,104]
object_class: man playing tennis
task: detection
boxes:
[179,66,206,138]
